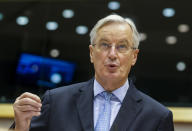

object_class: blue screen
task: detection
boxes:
[16,53,76,88]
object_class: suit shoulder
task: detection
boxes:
[137,89,170,114]
[49,81,89,95]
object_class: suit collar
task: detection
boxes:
[76,78,143,131]
[94,79,129,103]
[110,79,143,131]
[76,78,94,131]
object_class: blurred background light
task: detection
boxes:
[50,73,62,84]
[16,16,29,26]
[0,96,6,102]
[139,32,147,41]
[178,24,190,33]
[62,9,74,19]
[31,64,39,73]
[162,8,175,17]
[46,21,58,31]
[50,49,60,58]
[108,1,120,10]
[0,12,3,21]
[76,25,88,35]
[176,61,186,71]
[166,36,177,45]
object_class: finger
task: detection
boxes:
[17,97,42,108]
[16,111,41,120]
[17,105,41,112]
[25,111,41,118]
[17,92,41,103]
[32,111,41,117]
[26,111,41,119]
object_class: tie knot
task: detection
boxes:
[101,91,112,101]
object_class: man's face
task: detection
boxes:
[89,22,139,87]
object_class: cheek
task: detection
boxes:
[93,52,105,67]
[120,56,133,69]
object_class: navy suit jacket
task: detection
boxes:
[21,78,174,131]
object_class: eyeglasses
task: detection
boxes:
[93,42,136,53]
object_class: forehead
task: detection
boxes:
[96,22,133,42]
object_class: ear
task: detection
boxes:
[131,49,139,66]
[89,44,94,63]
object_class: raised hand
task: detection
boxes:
[13,92,42,131]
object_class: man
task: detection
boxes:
[12,14,174,131]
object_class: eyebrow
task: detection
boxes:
[119,40,129,44]
[99,38,110,42]
[98,38,131,45]
[118,40,133,47]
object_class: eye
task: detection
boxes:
[118,44,128,49]
[100,43,110,49]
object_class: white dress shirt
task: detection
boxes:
[93,79,129,128]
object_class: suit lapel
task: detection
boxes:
[110,80,143,131]
[76,79,94,131]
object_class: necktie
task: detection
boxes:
[95,91,112,131]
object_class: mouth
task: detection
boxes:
[108,64,118,67]
[105,63,119,71]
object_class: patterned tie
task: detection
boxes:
[95,91,112,131]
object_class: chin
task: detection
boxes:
[105,73,121,79]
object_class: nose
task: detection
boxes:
[108,45,117,60]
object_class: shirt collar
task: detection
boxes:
[94,79,129,103]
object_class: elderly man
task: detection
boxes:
[12,14,174,131]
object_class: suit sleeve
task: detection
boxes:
[157,111,174,131]
[29,90,50,131]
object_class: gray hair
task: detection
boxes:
[89,14,140,48]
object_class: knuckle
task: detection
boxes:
[23,92,30,97]
[20,105,30,111]
[26,105,32,110]
[23,97,31,102]
[13,101,20,108]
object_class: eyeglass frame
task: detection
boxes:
[92,42,137,54]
